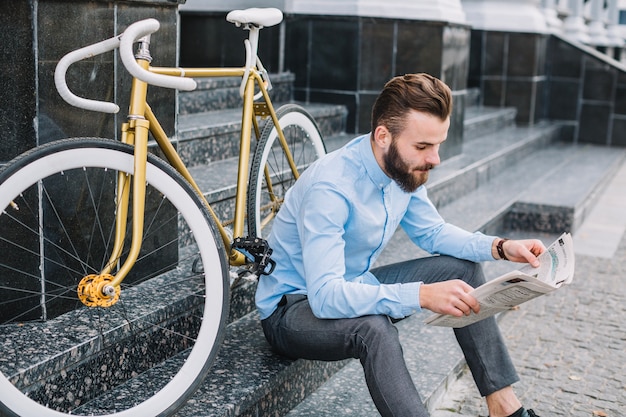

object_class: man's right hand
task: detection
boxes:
[419,280,480,317]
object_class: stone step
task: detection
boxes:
[175,101,348,167]
[463,105,517,142]
[505,144,626,234]
[186,104,526,222]
[73,310,348,417]
[174,71,347,167]
[425,122,563,221]
[178,73,295,115]
[283,311,462,416]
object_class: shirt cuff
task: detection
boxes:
[476,232,499,261]
[399,281,422,317]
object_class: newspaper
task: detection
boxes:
[424,232,575,328]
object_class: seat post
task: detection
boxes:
[245,24,261,68]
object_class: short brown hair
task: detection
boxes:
[371,73,452,137]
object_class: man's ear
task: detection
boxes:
[373,125,391,150]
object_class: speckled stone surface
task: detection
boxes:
[70,312,348,417]
[179,74,294,116]
[175,72,347,168]
[506,145,626,234]
[2,251,207,412]
[174,313,348,417]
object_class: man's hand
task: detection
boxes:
[419,280,480,317]
[494,238,546,267]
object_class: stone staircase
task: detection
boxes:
[155,75,624,416]
[161,75,625,416]
[29,72,624,416]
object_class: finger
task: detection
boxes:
[454,301,470,316]
[530,241,547,256]
[460,293,480,315]
[449,294,470,317]
[513,243,540,267]
[446,304,465,317]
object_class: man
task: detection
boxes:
[256,73,544,417]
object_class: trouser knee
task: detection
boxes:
[444,256,486,288]
[353,315,401,360]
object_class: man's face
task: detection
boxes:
[381,110,449,193]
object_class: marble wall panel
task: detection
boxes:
[0,0,182,322]
[0,2,36,161]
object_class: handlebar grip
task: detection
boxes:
[119,19,197,91]
[54,36,122,113]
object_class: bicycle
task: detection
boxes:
[0,8,326,417]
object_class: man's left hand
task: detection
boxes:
[495,238,546,267]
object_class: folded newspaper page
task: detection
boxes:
[424,232,575,328]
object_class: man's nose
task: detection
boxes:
[426,147,440,166]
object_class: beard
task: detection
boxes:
[383,140,433,193]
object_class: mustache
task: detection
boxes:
[413,164,434,171]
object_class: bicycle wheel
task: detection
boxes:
[0,138,229,417]
[247,104,326,238]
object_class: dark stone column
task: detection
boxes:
[0,0,183,322]
[179,12,470,161]
[469,30,549,126]
[0,0,182,164]
[0,2,36,161]
[285,15,470,161]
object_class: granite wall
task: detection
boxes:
[180,12,472,161]
[468,30,548,125]
[469,29,626,146]
[546,35,626,146]
[0,0,182,165]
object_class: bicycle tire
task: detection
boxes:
[247,104,326,238]
[0,138,229,417]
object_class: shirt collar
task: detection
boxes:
[358,133,392,189]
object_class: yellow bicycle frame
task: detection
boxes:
[103,58,301,287]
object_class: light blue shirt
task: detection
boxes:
[255,134,496,320]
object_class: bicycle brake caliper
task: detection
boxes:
[231,237,276,276]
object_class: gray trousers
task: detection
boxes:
[260,255,519,417]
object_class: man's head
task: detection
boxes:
[370,73,452,193]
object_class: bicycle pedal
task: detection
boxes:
[231,237,276,275]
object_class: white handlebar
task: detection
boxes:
[119,19,197,91]
[54,35,122,113]
[55,18,196,113]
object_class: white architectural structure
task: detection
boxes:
[180,0,466,24]
[180,0,625,57]
[461,0,548,33]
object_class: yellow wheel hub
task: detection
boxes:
[77,274,120,307]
